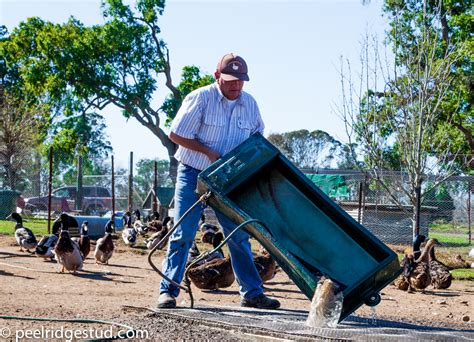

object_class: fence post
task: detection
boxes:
[468,180,472,245]
[76,155,83,211]
[128,152,133,212]
[111,155,115,217]
[153,160,158,213]
[357,181,363,223]
[47,146,53,235]
[415,185,422,238]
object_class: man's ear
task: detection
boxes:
[214,71,220,80]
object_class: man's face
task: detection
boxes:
[217,76,245,100]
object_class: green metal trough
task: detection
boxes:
[196,133,401,322]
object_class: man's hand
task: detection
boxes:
[207,150,220,163]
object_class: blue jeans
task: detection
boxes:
[159,163,263,300]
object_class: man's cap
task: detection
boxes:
[217,53,249,81]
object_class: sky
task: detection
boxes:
[0,0,389,169]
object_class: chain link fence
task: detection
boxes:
[1,146,472,245]
[0,147,174,234]
[304,170,473,245]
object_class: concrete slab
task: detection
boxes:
[151,304,474,341]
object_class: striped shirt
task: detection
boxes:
[171,82,265,171]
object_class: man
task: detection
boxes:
[158,53,280,310]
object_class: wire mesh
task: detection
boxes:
[1,145,472,245]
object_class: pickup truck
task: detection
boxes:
[25,186,113,216]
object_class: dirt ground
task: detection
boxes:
[0,234,473,340]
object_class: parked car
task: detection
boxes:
[25,186,113,216]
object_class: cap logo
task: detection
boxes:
[232,63,239,71]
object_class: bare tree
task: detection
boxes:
[336,20,464,237]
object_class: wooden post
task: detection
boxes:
[153,160,158,213]
[357,181,363,223]
[468,180,472,245]
[128,152,133,212]
[111,155,115,217]
[47,146,53,235]
[111,155,116,233]
[76,155,83,211]
[415,185,422,238]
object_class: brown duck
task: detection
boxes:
[428,239,453,289]
[395,239,437,292]
[254,247,277,283]
[186,232,234,290]
[394,234,425,291]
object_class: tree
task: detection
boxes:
[0,0,214,182]
[267,129,359,170]
[0,88,44,191]
[46,110,112,175]
[383,0,473,174]
[338,7,466,237]
[134,158,172,197]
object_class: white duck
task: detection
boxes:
[133,209,148,236]
[122,211,138,246]
[7,212,37,252]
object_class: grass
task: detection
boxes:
[451,269,474,280]
[0,218,49,236]
[430,222,470,234]
[429,232,472,246]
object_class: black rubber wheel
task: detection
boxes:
[365,293,381,306]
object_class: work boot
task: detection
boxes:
[241,293,280,309]
[157,292,176,309]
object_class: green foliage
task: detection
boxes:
[0,0,214,182]
[134,158,172,197]
[383,0,473,174]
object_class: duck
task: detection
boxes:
[199,214,219,244]
[254,247,277,283]
[94,218,115,264]
[187,241,202,266]
[121,211,137,246]
[394,234,425,291]
[7,212,37,252]
[144,220,169,250]
[72,221,91,260]
[35,234,59,260]
[54,228,83,273]
[448,254,472,270]
[147,215,171,233]
[395,238,437,292]
[426,239,453,289]
[133,209,148,235]
[186,231,235,290]
[411,234,426,260]
[145,210,161,224]
[35,214,72,260]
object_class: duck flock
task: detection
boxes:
[393,234,467,292]
[6,211,279,290]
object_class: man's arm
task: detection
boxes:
[170,132,220,163]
